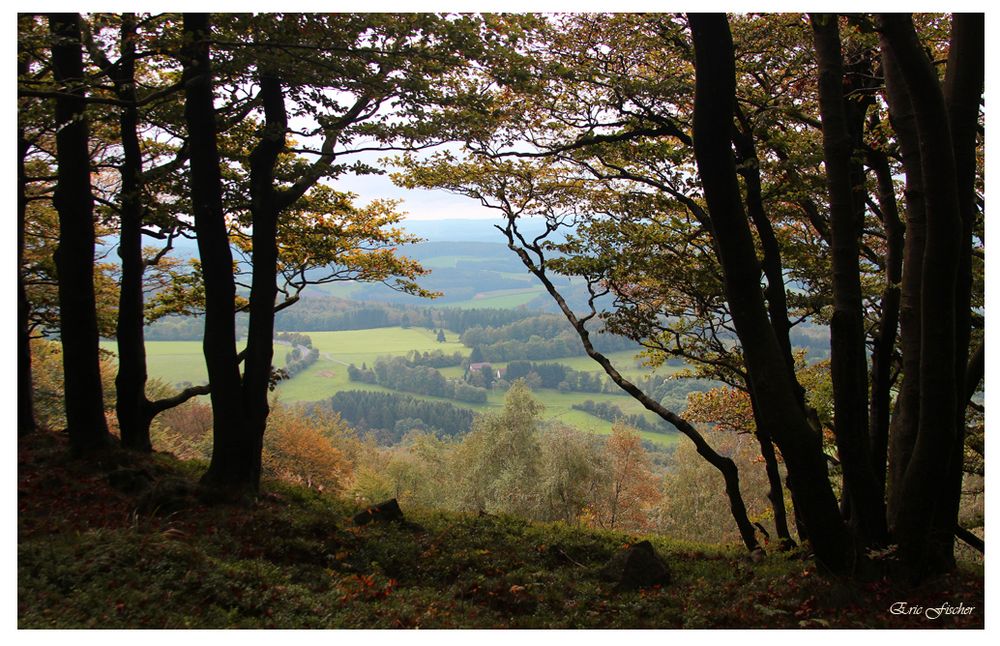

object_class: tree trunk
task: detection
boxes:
[878,13,963,578]
[934,12,984,570]
[865,144,904,500]
[880,44,925,527]
[730,112,798,550]
[113,14,154,452]
[18,55,36,436]
[748,387,795,548]
[688,13,856,575]
[242,73,288,489]
[181,13,250,496]
[811,13,887,546]
[48,13,112,452]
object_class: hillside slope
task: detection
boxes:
[18,430,984,629]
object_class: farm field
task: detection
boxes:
[103,327,681,448]
[431,286,545,309]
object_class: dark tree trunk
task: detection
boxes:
[181,13,250,496]
[881,44,925,526]
[934,12,984,569]
[878,13,963,578]
[811,14,887,546]
[18,56,36,436]
[241,73,288,488]
[747,387,795,548]
[113,14,154,452]
[688,13,856,575]
[731,115,799,549]
[48,13,112,452]
[865,143,904,499]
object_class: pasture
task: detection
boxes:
[103,327,681,448]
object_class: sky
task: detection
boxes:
[333,153,496,222]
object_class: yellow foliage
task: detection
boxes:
[587,422,662,532]
[261,403,354,493]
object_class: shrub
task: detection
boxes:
[262,403,354,493]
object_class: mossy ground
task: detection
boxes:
[18,429,984,629]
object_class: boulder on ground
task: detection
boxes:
[599,540,672,591]
[107,467,154,494]
[353,498,404,526]
[137,477,198,515]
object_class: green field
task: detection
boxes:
[103,327,680,448]
[431,286,545,309]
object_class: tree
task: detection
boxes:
[181,12,250,494]
[80,14,207,452]
[538,424,607,523]
[48,13,113,452]
[452,380,543,516]
[17,37,36,436]
[810,13,887,545]
[588,423,661,532]
[877,12,982,576]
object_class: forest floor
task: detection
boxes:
[18,429,984,629]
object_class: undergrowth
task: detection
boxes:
[17,429,984,628]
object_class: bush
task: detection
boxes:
[262,403,354,493]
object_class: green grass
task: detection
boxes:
[17,429,986,629]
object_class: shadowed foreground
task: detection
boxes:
[18,430,983,629]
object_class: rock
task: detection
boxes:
[107,467,154,494]
[599,540,671,591]
[353,498,404,526]
[137,477,197,515]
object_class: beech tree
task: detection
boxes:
[47,13,114,452]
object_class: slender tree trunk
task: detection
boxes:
[811,13,887,546]
[242,73,288,488]
[865,144,904,499]
[878,13,963,578]
[748,387,795,548]
[881,44,925,527]
[48,13,112,452]
[113,14,154,452]
[934,12,984,570]
[731,118,799,549]
[18,55,37,436]
[182,13,250,495]
[688,13,856,575]
[499,220,762,553]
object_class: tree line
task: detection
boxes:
[328,390,476,442]
[346,356,489,404]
